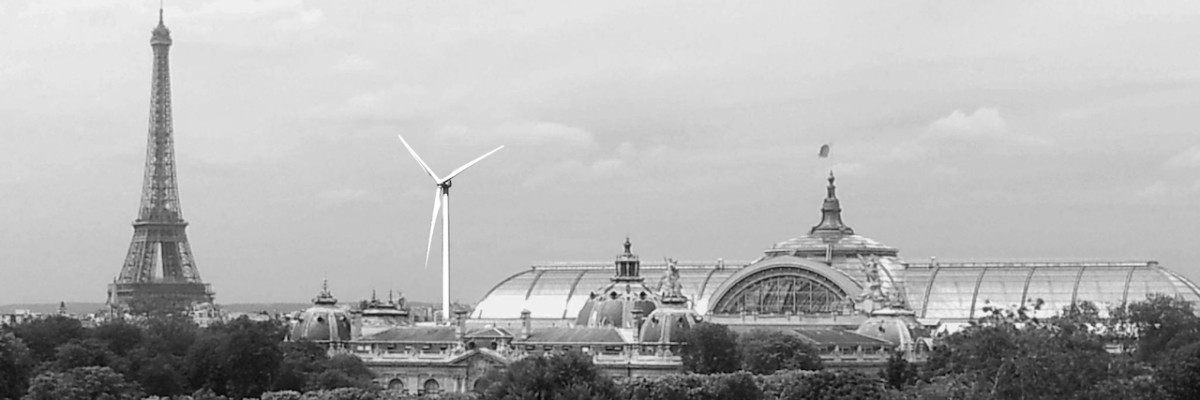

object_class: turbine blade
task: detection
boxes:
[398,135,441,182]
[424,188,442,269]
[444,145,504,182]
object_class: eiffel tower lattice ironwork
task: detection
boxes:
[109,11,213,313]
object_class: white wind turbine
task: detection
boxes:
[397,135,504,323]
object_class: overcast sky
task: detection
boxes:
[2,1,1199,306]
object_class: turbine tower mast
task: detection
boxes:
[398,136,503,323]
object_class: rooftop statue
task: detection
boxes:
[658,258,686,303]
[856,254,889,308]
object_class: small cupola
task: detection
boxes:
[614,237,642,281]
[574,238,659,328]
[313,279,338,306]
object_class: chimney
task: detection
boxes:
[520,309,532,340]
[350,309,363,339]
[454,309,468,339]
[632,309,645,339]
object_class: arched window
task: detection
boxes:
[387,378,404,391]
[712,266,850,314]
[423,379,440,396]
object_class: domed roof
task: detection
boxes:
[575,239,659,328]
[640,266,702,344]
[639,307,702,344]
[765,172,897,258]
[853,308,925,350]
[291,281,352,342]
[575,281,659,328]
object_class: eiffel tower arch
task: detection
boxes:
[108,11,213,314]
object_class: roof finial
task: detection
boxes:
[827,170,836,197]
[314,276,338,305]
[159,0,164,25]
[623,236,632,254]
[810,171,853,235]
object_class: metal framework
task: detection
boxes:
[711,266,849,314]
[110,13,211,313]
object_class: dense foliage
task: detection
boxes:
[678,322,740,374]
[905,295,1200,400]
[480,351,615,400]
[621,371,761,400]
[737,329,822,374]
[0,333,34,399]
[24,366,143,400]
[5,293,1200,399]
[0,316,373,400]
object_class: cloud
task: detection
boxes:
[334,55,378,73]
[928,108,1007,139]
[1135,180,1200,200]
[1136,181,1170,199]
[828,162,868,177]
[181,0,307,19]
[1164,145,1200,169]
[166,0,325,39]
[522,158,627,188]
[0,161,32,184]
[879,107,1053,166]
[316,188,374,206]
[925,107,1051,147]
[273,8,324,31]
[435,121,596,149]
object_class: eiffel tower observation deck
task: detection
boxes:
[109,10,213,315]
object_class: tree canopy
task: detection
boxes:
[0,333,34,400]
[679,322,740,374]
[737,329,822,374]
[481,351,615,400]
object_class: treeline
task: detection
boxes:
[4,293,1200,399]
[0,316,374,400]
[480,293,1200,400]
[891,293,1200,400]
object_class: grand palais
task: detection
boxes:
[289,173,1200,395]
[471,172,1200,326]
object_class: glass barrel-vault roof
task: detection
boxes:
[901,261,1200,321]
[971,267,1033,318]
[471,261,749,320]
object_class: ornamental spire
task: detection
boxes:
[314,278,338,305]
[810,171,854,236]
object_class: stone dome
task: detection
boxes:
[764,172,898,259]
[291,281,352,342]
[575,281,659,328]
[853,308,925,351]
[639,267,702,344]
[638,301,702,343]
[575,238,659,328]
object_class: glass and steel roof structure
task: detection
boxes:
[903,261,1200,320]
[472,261,743,320]
[471,173,1200,323]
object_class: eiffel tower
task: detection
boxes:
[108,11,213,314]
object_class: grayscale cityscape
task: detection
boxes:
[2,2,1199,399]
